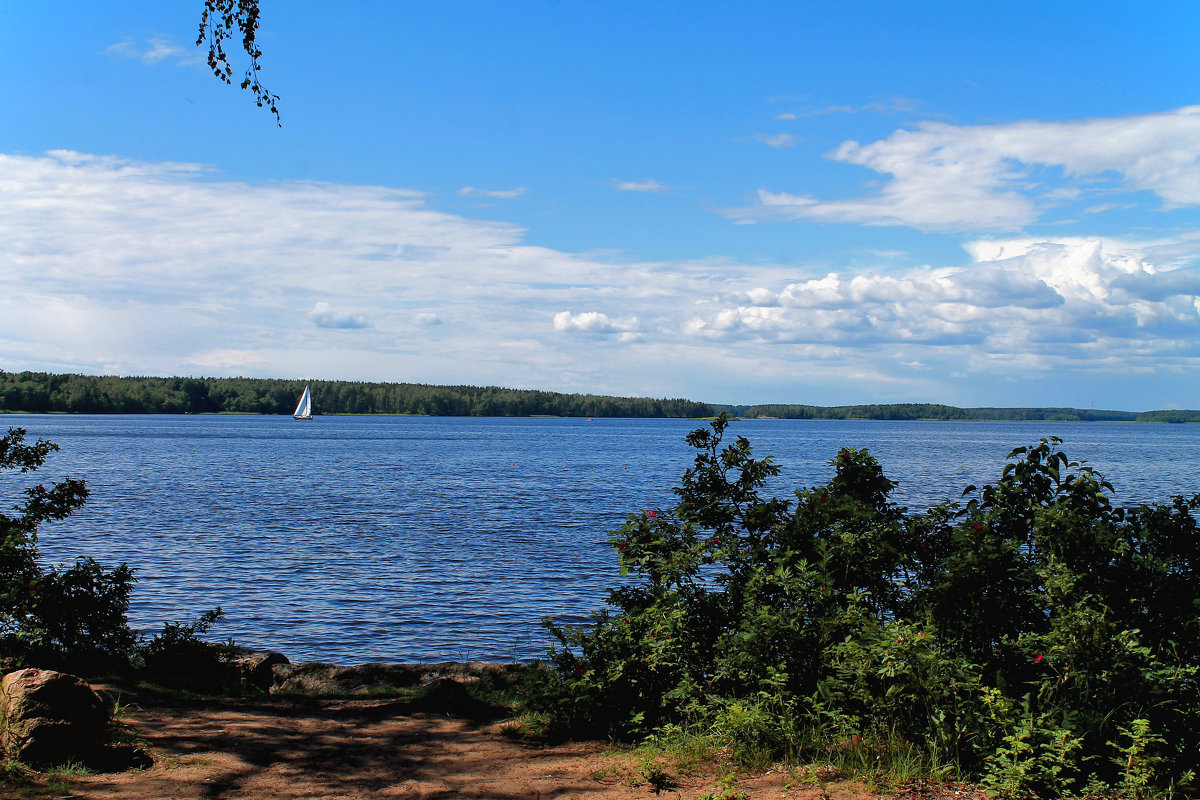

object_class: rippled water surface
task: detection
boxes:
[5,415,1198,663]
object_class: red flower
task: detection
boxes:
[852,734,861,744]
[973,523,983,531]
[618,542,627,553]
[646,509,657,518]
[1033,653,1044,663]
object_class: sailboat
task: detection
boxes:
[293,385,313,420]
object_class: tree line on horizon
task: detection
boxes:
[723,401,1200,423]
[0,371,709,418]
[0,370,1196,422]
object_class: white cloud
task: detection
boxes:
[755,133,797,149]
[797,98,922,117]
[802,105,856,117]
[1084,202,1135,215]
[552,311,638,334]
[684,239,1200,366]
[2,150,1199,406]
[613,179,671,193]
[775,113,797,121]
[309,302,372,329]
[458,186,528,199]
[734,106,1200,231]
[105,37,200,66]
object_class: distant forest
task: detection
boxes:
[0,371,710,418]
[0,370,1196,422]
[724,402,1200,424]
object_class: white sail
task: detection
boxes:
[293,385,313,420]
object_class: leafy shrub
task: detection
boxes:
[20,558,139,672]
[0,427,226,678]
[526,414,1200,797]
[139,608,236,689]
[0,427,138,671]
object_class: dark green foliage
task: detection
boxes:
[724,402,1195,422]
[1137,409,1200,423]
[527,415,1200,797]
[0,428,138,671]
[140,608,232,689]
[0,370,711,418]
[4,370,1197,422]
[141,607,225,666]
[21,559,138,672]
[0,427,228,678]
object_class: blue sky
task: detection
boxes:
[2,1,1200,409]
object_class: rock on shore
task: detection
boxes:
[0,668,111,767]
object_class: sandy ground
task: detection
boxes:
[4,692,987,800]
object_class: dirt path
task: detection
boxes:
[6,694,984,800]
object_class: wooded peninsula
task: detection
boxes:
[0,370,1196,422]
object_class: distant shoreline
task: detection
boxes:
[1,369,1196,422]
[2,410,1197,424]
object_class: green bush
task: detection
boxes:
[0,427,226,678]
[526,414,1200,797]
[0,427,139,671]
[140,608,232,688]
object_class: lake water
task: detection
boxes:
[3,414,1198,663]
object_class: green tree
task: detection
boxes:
[527,415,1200,796]
[0,428,137,671]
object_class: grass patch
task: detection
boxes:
[39,761,91,797]
[619,721,965,798]
[0,758,35,786]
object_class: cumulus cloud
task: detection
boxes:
[734,106,1200,231]
[684,239,1200,361]
[458,186,527,199]
[552,311,639,335]
[309,302,372,329]
[613,179,671,193]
